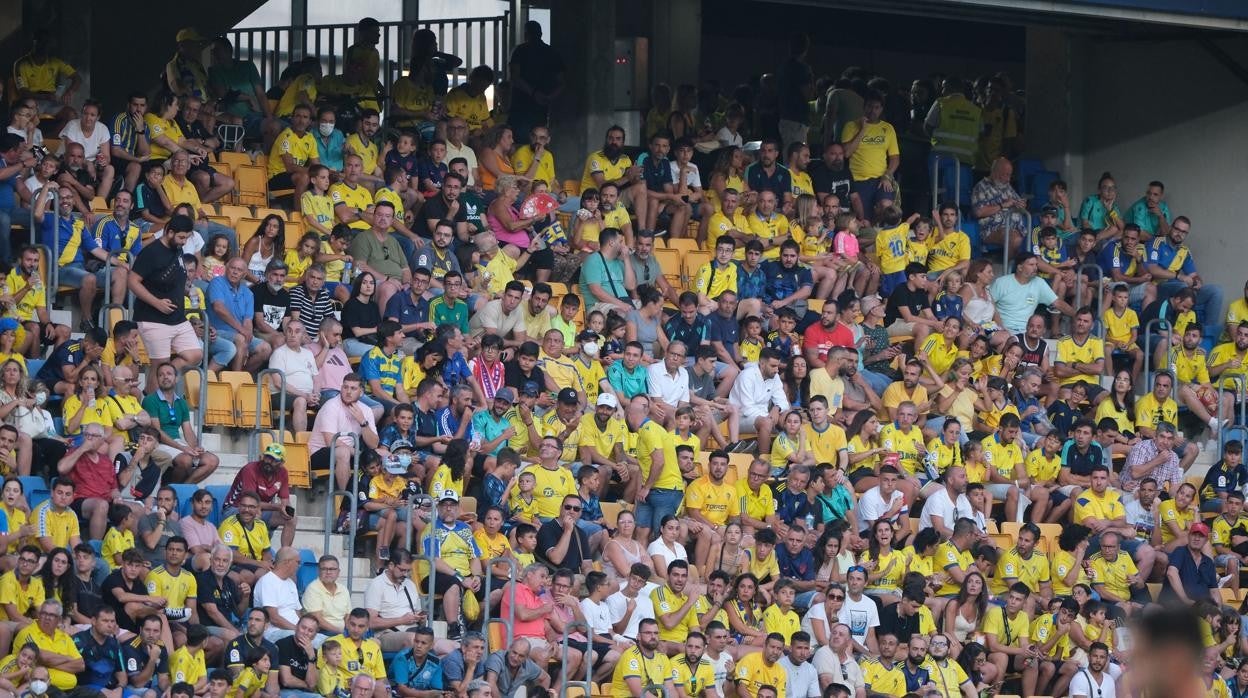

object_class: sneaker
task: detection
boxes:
[1219,574,1234,588]
[78,317,95,333]
[447,621,464,640]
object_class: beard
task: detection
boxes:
[603,144,622,159]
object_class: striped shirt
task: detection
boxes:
[287,285,334,337]
[110,112,144,155]
[32,501,79,548]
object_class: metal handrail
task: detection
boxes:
[559,621,594,695]
[100,250,129,317]
[30,188,59,246]
[930,154,960,214]
[410,553,438,626]
[1142,318,1172,391]
[178,365,207,440]
[482,556,518,651]
[1075,264,1106,339]
[225,15,512,109]
[43,190,64,291]
[251,368,288,461]
[324,431,363,592]
[34,244,52,309]
[1219,377,1243,451]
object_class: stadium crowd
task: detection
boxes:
[0,15,1240,698]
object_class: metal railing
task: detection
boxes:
[930,154,960,215]
[482,556,518,651]
[411,552,438,626]
[1142,318,1172,391]
[1075,264,1106,338]
[34,245,52,310]
[559,621,594,695]
[226,15,512,109]
[324,431,363,591]
[250,368,288,461]
[1219,377,1243,451]
[42,190,64,291]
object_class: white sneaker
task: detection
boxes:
[1209,417,1223,434]
[1219,574,1234,588]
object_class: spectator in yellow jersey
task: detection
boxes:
[736,633,788,698]
[14,33,81,128]
[736,459,780,538]
[609,618,676,698]
[840,92,899,222]
[267,104,319,201]
[218,492,274,587]
[444,66,495,136]
[580,126,644,216]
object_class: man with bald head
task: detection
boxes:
[484,638,547,698]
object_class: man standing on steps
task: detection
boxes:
[129,214,203,389]
[223,443,297,548]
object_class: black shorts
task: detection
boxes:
[310,445,378,477]
[521,247,555,272]
[848,468,877,486]
[269,172,295,191]
[431,573,484,600]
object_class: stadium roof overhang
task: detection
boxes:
[766,0,1248,35]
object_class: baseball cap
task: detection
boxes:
[389,439,414,452]
[596,393,619,409]
[577,330,599,343]
[0,318,18,333]
[262,443,286,460]
[558,388,579,405]
[494,387,517,404]
[1041,204,1060,216]
[438,489,460,503]
[520,381,541,397]
[1190,522,1211,537]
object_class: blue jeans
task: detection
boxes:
[860,368,892,395]
[1158,279,1224,338]
[795,589,820,611]
[344,338,375,357]
[635,488,684,529]
[208,337,238,366]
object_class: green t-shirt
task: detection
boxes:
[460,191,487,234]
[429,295,470,335]
[607,361,648,399]
[143,392,191,440]
[208,61,262,117]
[580,251,627,306]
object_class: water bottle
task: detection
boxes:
[342,261,353,283]
[190,294,200,310]
[805,512,815,531]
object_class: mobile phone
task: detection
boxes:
[285,505,295,517]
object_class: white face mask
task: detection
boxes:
[318,123,335,137]
[34,392,47,406]
[30,680,48,696]
[583,342,599,357]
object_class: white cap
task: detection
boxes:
[596,393,619,409]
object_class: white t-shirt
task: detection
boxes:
[7,126,41,146]
[780,656,821,698]
[23,176,46,198]
[647,539,687,571]
[269,344,319,394]
[606,589,654,641]
[1069,669,1117,698]
[669,161,702,189]
[919,487,975,531]
[837,593,880,645]
[706,651,733,697]
[716,127,743,148]
[580,597,613,637]
[253,571,301,627]
[801,602,835,645]
[59,120,111,159]
[854,486,907,533]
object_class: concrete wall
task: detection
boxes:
[1076,35,1248,297]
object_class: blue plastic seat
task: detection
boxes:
[170,484,201,519]
[19,476,50,511]
[296,548,318,594]
[205,484,231,525]
[961,220,981,256]
[1029,170,1060,212]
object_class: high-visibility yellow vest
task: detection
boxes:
[930,94,982,164]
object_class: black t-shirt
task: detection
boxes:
[102,570,148,632]
[252,283,291,331]
[121,636,168,687]
[341,298,381,345]
[422,194,469,236]
[879,602,924,644]
[885,283,930,327]
[73,628,125,689]
[809,161,854,200]
[197,570,243,628]
[133,181,168,220]
[276,635,315,685]
[778,57,813,122]
[504,360,547,394]
[74,568,106,619]
[536,518,592,569]
[131,239,187,325]
[508,41,565,116]
[226,633,279,670]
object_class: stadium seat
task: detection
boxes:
[219,152,253,171]
[203,379,236,427]
[654,247,682,286]
[236,381,273,430]
[218,204,252,229]
[89,196,108,213]
[562,180,581,197]
[19,476,50,511]
[728,452,753,480]
[43,138,62,155]
[683,250,711,285]
[284,220,306,249]
[256,207,289,221]
[184,370,205,410]
[601,501,625,527]
[667,238,699,255]
[296,548,319,593]
[807,298,825,314]
[487,619,508,653]
[171,484,201,518]
[962,220,981,256]
[547,282,569,296]
[283,441,311,488]
[204,485,231,524]
[236,218,265,248]
[235,165,269,207]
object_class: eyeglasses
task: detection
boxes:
[829,594,845,600]
[929,640,949,647]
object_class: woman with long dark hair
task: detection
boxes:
[844,409,883,492]
[724,572,766,653]
[782,355,811,408]
[956,641,999,693]
[37,547,76,616]
[942,570,989,656]
[428,438,468,501]
[861,518,903,606]
[341,273,381,357]
[242,214,286,283]
[706,521,749,579]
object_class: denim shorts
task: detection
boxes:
[368,507,410,528]
[635,488,684,529]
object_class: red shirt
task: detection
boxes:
[224,461,291,509]
[502,583,546,639]
[803,321,855,362]
[71,452,117,500]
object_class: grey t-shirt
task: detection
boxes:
[483,650,543,697]
[137,513,182,565]
[688,367,716,402]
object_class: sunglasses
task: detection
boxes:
[563,505,582,512]
[829,594,845,600]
